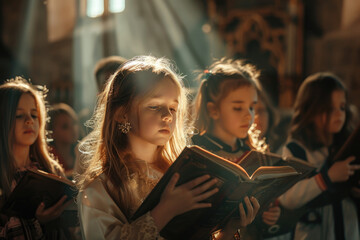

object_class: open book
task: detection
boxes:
[130,145,314,240]
[238,150,318,237]
[1,168,78,219]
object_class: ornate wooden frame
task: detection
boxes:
[206,0,304,107]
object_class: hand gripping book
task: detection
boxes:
[130,145,315,240]
[333,122,360,186]
[1,168,78,219]
[237,150,318,238]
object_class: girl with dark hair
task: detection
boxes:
[0,77,71,239]
[279,72,360,239]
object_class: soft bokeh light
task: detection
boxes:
[109,0,125,13]
[87,0,104,18]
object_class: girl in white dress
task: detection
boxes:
[76,56,258,240]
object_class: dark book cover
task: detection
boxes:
[130,145,315,240]
[333,122,360,186]
[1,169,78,219]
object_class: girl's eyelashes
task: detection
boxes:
[15,114,38,119]
[148,106,160,110]
[233,107,254,112]
[148,105,177,112]
[331,105,346,112]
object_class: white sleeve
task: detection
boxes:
[78,179,162,240]
[278,146,323,209]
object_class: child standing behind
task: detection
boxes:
[191,58,277,239]
[279,72,360,239]
[76,56,225,239]
[0,77,71,239]
[48,103,80,178]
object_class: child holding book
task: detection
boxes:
[0,77,72,239]
[191,58,278,239]
[76,56,258,239]
[279,72,360,239]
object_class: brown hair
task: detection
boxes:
[48,102,78,130]
[192,58,260,135]
[94,56,127,92]
[77,56,189,218]
[0,77,62,200]
[290,72,352,149]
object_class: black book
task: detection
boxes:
[130,145,315,240]
[333,122,360,186]
[1,168,78,219]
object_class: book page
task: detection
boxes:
[238,151,285,176]
[191,145,251,180]
[250,166,299,180]
[132,145,315,240]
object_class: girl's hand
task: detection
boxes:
[35,195,70,224]
[238,196,260,227]
[213,196,260,240]
[262,203,281,225]
[328,156,360,182]
[151,173,218,230]
[351,185,360,198]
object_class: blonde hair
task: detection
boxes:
[76,56,189,217]
[192,58,260,135]
[0,77,62,200]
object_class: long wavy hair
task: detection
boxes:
[76,56,189,218]
[192,58,260,142]
[0,77,61,202]
[290,72,353,150]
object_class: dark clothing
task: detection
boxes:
[191,133,250,163]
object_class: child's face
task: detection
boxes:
[52,113,79,144]
[254,98,269,138]
[212,85,257,139]
[127,78,179,147]
[14,93,40,148]
[327,90,346,134]
[314,90,346,134]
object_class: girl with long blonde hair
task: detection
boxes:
[76,56,219,239]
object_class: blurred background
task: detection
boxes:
[1,0,360,118]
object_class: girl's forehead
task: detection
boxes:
[331,89,345,99]
[146,77,180,100]
[226,85,257,100]
[17,93,37,109]
[54,112,75,122]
